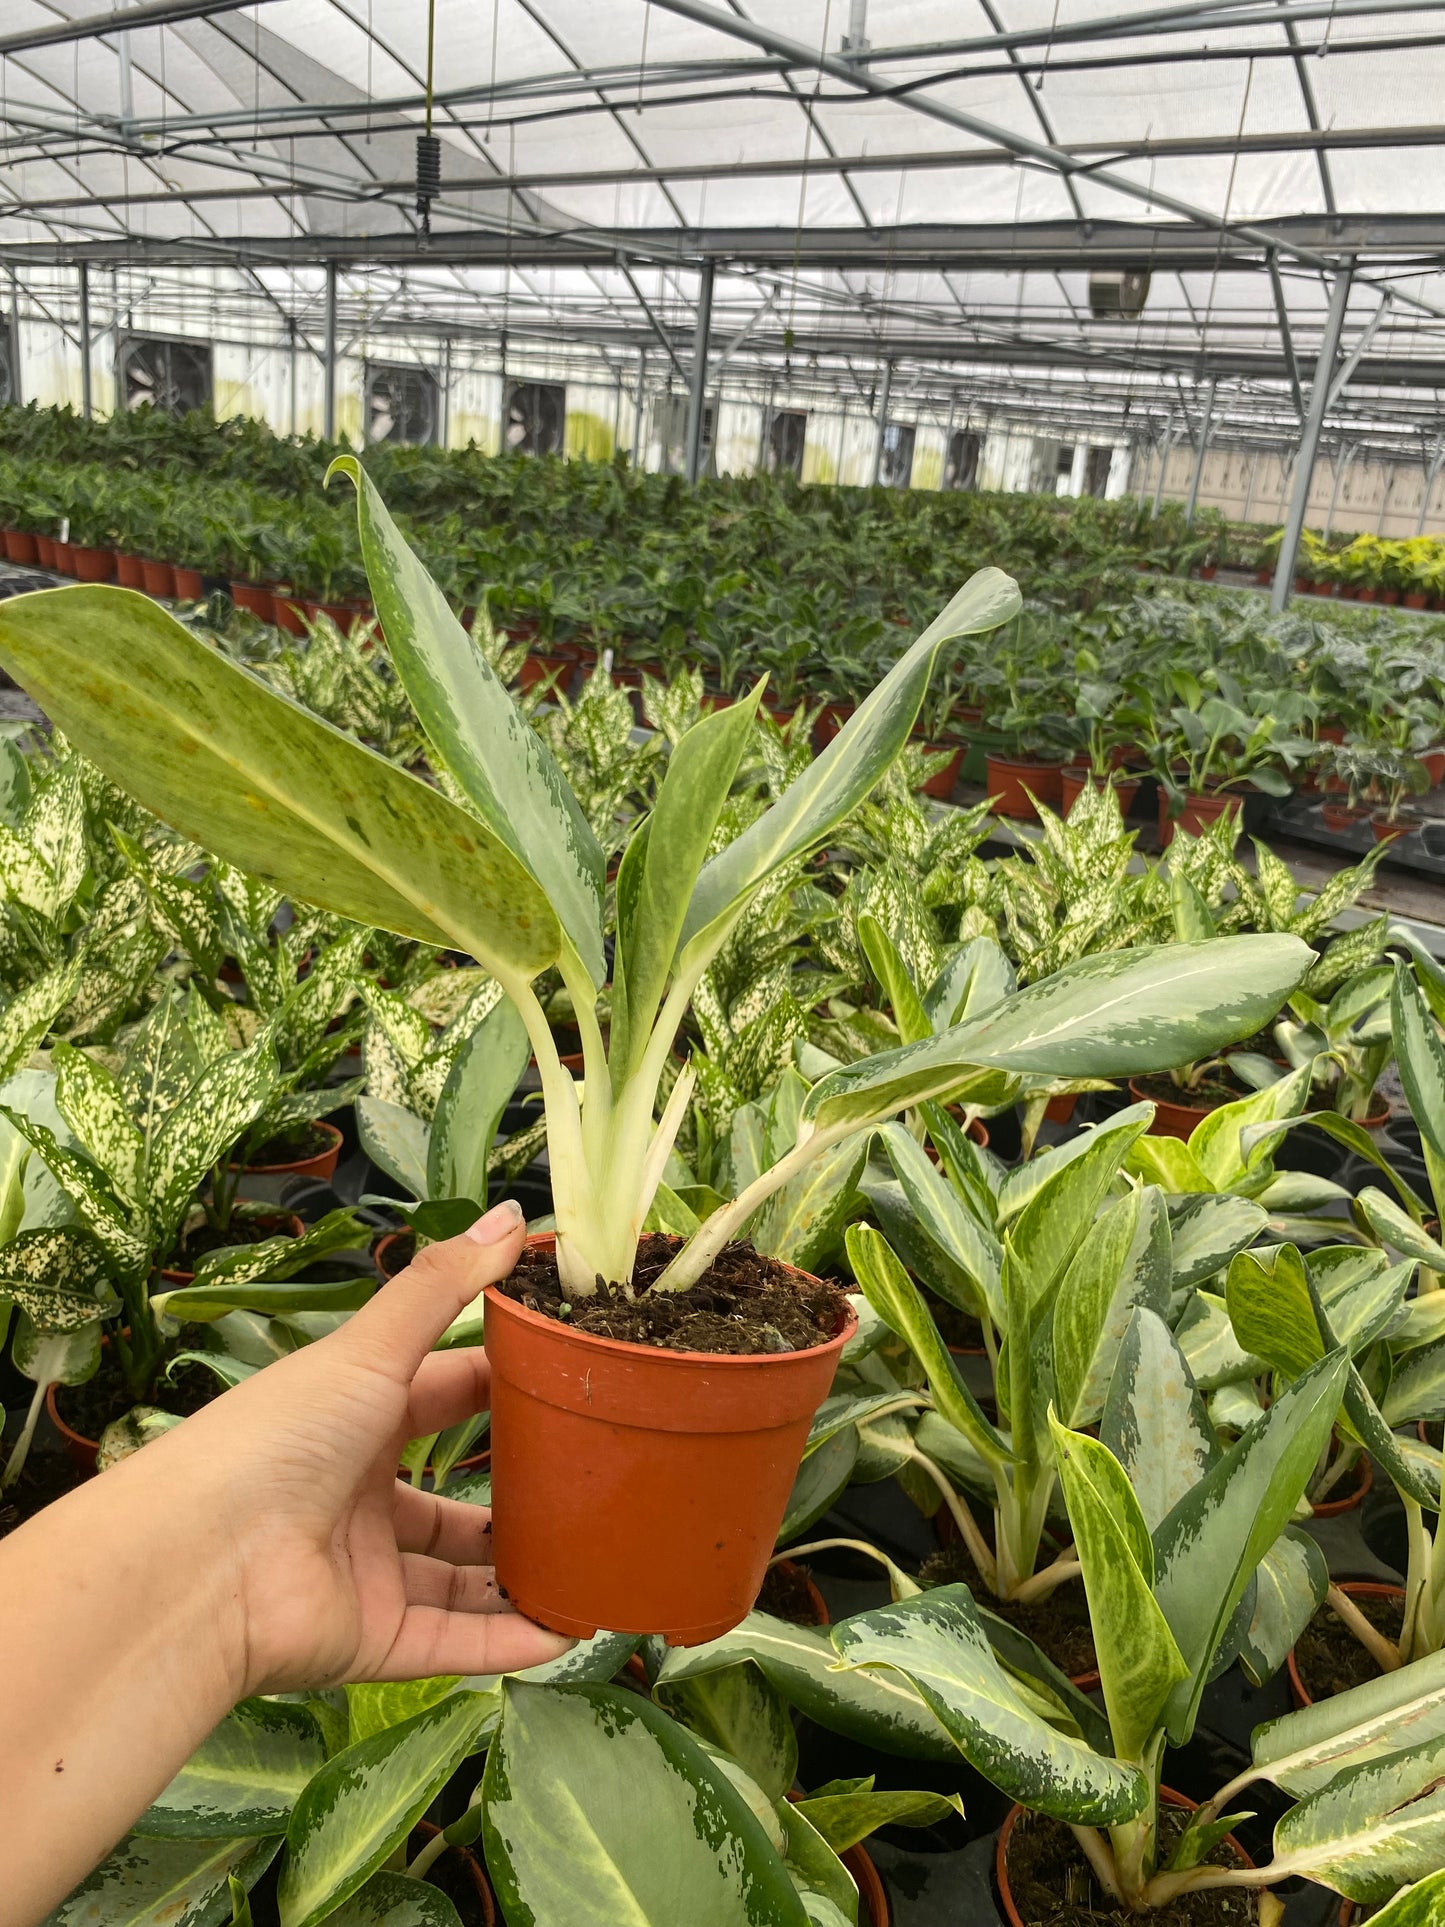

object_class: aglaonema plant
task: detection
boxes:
[0,463,1319,1307]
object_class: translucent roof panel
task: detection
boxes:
[1,0,1443,435]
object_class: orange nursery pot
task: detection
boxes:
[482,1234,855,1646]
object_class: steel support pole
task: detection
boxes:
[1150,429,1177,516]
[77,261,92,419]
[323,261,338,442]
[1417,447,1445,535]
[632,349,647,466]
[1183,377,1216,523]
[1243,449,1260,522]
[1324,440,1354,538]
[871,357,893,487]
[1271,265,1353,614]
[440,335,452,448]
[684,260,715,484]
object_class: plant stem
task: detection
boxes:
[1326,1582,1401,1673]
[405,1828,452,1881]
[1068,1824,1125,1902]
[0,1376,48,1490]
[894,1438,998,1592]
[1009,1553,1082,1607]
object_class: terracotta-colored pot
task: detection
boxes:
[34,535,57,568]
[374,1229,413,1280]
[230,580,275,623]
[1254,567,1271,586]
[1044,1093,1077,1126]
[115,552,146,588]
[1158,789,1240,847]
[52,540,76,574]
[1357,587,1378,603]
[762,1556,830,1627]
[3,529,38,564]
[266,587,305,635]
[1288,1582,1406,1709]
[1129,1076,1213,1140]
[814,702,856,749]
[955,702,984,729]
[995,1787,1251,1927]
[1060,768,1140,817]
[1370,815,1412,845]
[411,1823,497,1926]
[1199,564,1217,581]
[516,653,574,696]
[842,1844,889,1927]
[1422,748,1445,787]
[482,1233,855,1643]
[69,544,114,583]
[1383,588,1401,606]
[1321,799,1366,832]
[1406,591,1428,610]
[46,1376,106,1473]
[141,558,176,598]
[1310,1450,1373,1519]
[172,565,204,600]
[232,1119,343,1183]
[985,754,1065,819]
[304,599,353,626]
[1352,1093,1393,1131]
[917,744,964,800]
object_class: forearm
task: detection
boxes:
[0,1443,247,1927]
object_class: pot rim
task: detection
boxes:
[487,1231,857,1367]
[995,1786,1254,1927]
[232,1118,344,1175]
[1287,1581,1407,1710]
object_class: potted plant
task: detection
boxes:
[1146,669,1305,846]
[0,465,1316,1644]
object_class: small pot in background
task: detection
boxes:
[230,580,275,623]
[985,754,1065,819]
[1158,788,1239,847]
[115,552,146,588]
[3,529,38,564]
[917,743,965,801]
[141,558,176,598]
[69,545,115,583]
[1287,1581,1406,1709]
[172,565,205,601]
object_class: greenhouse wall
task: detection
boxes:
[1136,440,1445,538]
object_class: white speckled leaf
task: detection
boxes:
[137,1700,325,1839]
[482,1681,810,1926]
[43,1836,279,1927]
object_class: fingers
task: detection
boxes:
[372,1604,575,1683]
[336,1201,526,1382]
[405,1347,491,1437]
[400,1552,507,1615]
[393,1484,493,1566]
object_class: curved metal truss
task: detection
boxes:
[2,0,1444,460]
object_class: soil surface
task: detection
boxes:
[932,1298,988,1353]
[172,1213,296,1267]
[242,1120,335,1167]
[920,1540,1097,1680]
[499,1235,847,1356]
[377,1229,416,1277]
[0,1446,85,1538]
[757,1559,825,1625]
[54,1335,221,1444]
[1133,1070,1251,1114]
[1295,1591,1403,1701]
[1004,1807,1257,1925]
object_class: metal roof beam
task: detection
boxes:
[0,0,283,57]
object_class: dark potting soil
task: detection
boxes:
[1004,1808,1257,1926]
[500,1234,847,1356]
[378,1229,417,1276]
[932,1298,988,1353]
[758,1559,823,1625]
[0,1445,85,1538]
[54,1337,220,1444]
[173,1215,293,1266]
[919,1541,1097,1680]
[1133,1071,1250,1115]
[1294,1591,1403,1701]
[243,1120,335,1166]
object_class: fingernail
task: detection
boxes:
[467,1197,525,1244]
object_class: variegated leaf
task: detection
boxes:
[138,1699,325,1838]
[1238,1527,1328,1688]
[0,1225,116,1331]
[1100,1307,1217,1533]
[1272,1733,1445,1904]
[1053,1186,1172,1429]
[830,1587,1147,1824]
[0,1110,146,1274]
[44,1836,279,1927]
[151,1033,279,1246]
[1254,1647,1445,1799]
[0,958,82,1078]
[53,1041,145,1206]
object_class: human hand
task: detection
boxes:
[129,1195,572,1696]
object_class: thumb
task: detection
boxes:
[339,1200,527,1381]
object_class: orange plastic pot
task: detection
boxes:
[232,1120,343,1183]
[1060,768,1139,817]
[115,552,146,588]
[917,743,965,800]
[1129,1077,1213,1140]
[995,1788,1252,1926]
[985,754,1065,819]
[483,1234,855,1644]
[1158,789,1240,848]
[1287,1582,1405,1709]
[34,535,57,568]
[230,580,275,622]
[172,565,205,600]
[411,1824,497,1925]
[3,529,38,564]
[141,558,175,598]
[70,544,115,583]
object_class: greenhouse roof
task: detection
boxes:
[3,0,1445,439]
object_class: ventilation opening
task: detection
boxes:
[653,393,715,475]
[1088,270,1151,321]
[879,422,915,489]
[118,336,212,416]
[505,381,567,456]
[946,428,981,491]
[767,409,807,477]
[1084,446,1114,497]
[365,362,441,445]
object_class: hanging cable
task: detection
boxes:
[416,0,442,241]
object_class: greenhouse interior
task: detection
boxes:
[6,3,1445,1925]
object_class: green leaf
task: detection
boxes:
[655,1613,958,1761]
[794,1784,964,1854]
[1238,1527,1328,1688]
[1187,1062,1316,1191]
[316,1872,463,1927]
[0,958,81,1079]
[53,1041,146,1204]
[1168,1195,1269,1291]
[429,995,530,1207]
[0,586,559,986]
[1357,1188,1445,1269]
[330,457,603,984]
[137,1700,325,1838]
[830,1587,1147,1825]
[188,1209,372,1292]
[682,571,1021,953]
[751,1132,867,1275]
[778,1428,859,1545]
[859,915,931,1046]
[44,1837,279,1927]
[1048,1413,1188,1764]
[1008,1105,1153,1333]
[0,1225,116,1332]
[345,1676,462,1745]
[1151,1348,1349,1742]
[481,1680,810,1926]
[1170,868,1217,943]
[617,688,764,1072]
[1354,1869,1445,1925]
[876,1122,1003,1325]
[1254,1647,1445,1799]
[0,1107,147,1275]
[278,1690,497,1927]
[1394,960,1445,1211]
[844,1224,1011,1468]
[1226,1245,1325,1379]
[928,937,1315,1079]
[1100,1307,1217,1534]
[655,1658,799,1802]
[163,1350,258,1391]
[1273,1733,1445,1905]
[355,1097,429,1198]
[156,1273,375,1323]
[1054,1188,1172,1429]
